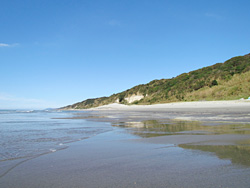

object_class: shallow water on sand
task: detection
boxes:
[114,120,250,137]
[1,125,250,188]
[1,110,250,187]
[113,120,250,167]
[0,110,112,167]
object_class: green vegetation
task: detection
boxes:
[180,144,250,167]
[62,53,250,109]
[114,120,250,138]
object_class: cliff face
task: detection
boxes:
[62,53,250,109]
[124,94,144,104]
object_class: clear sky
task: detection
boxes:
[1,0,250,109]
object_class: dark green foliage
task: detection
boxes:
[211,80,218,86]
[62,53,250,109]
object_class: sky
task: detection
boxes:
[1,0,250,109]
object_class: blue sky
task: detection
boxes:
[1,0,250,109]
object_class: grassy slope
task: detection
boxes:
[185,70,250,101]
[63,53,250,109]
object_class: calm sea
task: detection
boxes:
[0,110,112,163]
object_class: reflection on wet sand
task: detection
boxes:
[113,120,250,167]
[180,143,250,167]
[113,120,250,138]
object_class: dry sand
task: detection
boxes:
[82,100,250,123]
[91,100,250,110]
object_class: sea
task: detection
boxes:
[0,109,112,164]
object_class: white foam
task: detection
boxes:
[49,149,56,152]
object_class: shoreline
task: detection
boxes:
[61,100,250,124]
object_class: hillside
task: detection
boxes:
[62,53,250,109]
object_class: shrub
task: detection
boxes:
[211,80,218,86]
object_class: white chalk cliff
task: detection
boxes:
[124,94,144,103]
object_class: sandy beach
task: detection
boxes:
[1,100,250,188]
[92,100,250,110]
[81,100,250,123]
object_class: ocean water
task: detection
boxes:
[0,110,112,163]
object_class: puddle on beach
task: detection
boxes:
[112,120,250,137]
[113,120,250,167]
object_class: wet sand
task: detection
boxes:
[1,101,250,188]
[1,129,250,188]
